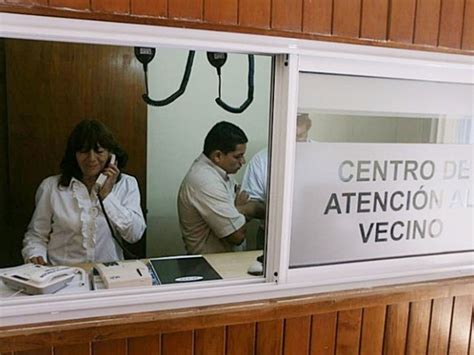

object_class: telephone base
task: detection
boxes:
[2,275,74,295]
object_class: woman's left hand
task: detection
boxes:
[98,161,120,199]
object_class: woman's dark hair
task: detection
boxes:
[203,121,248,157]
[59,119,128,187]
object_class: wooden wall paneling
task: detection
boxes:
[168,0,203,21]
[282,316,311,355]
[302,0,333,35]
[405,300,431,355]
[462,0,474,49]
[413,0,441,46]
[335,309,362,354]
[271,0,303,32]
[161,331,193,355]
[238,0,271,28]
[256,319,283,355]
[131,0,168,17]
[54,343,91,355]
[310,312,337,355]
[194,326,225,355]
[0,38,11,267]
[13,349,52,355]
[49,0,90,10]
[427,297,454,354]
[3,0,47,5]
[226,323,256,355]
[92,339,126,355]
[438,0,465,48]
[388,0,417,43]
[383,303,409,355]
[449,295,473,354]
[204,0,238,25]
[91,0,130,14]
[128,335,161,355]
[360,305,386,354]
[360,0,389,40]
[470,320,474,355]
[332,0,361,38]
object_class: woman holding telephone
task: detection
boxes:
[22,120,146,266]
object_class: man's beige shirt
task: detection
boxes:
[178,154,246,254]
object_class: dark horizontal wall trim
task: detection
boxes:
[0,4,473,56]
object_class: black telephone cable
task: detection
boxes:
[97,193,137,259]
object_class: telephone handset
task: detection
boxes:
[96,153,116,189]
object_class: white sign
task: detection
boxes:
[290,143,474,267]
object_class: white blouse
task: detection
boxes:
[22,174,146,265]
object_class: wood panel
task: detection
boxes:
[226,323,256,355]
[4,39,147,262]
[302,0,333,35]
[128,335,161,355]
[92,339,127,355]
[204,0,237,25]
[49,0,90,10]
[406,300,431,354]
[3,0,47,5]
[310,312,337,355]
[0,39,13,267]
[438,0,465,48]
[256,320,283,355]
[462,0,474,50]
[1,278,473,353]
[333,0,361,37]
[335,309,362,354]
[0,0,473,54]
[91,0,130,14]
[54,343,90,355]
[283,316,311,355]
[427,298,453,354]
[271,0,303,32]
[360,305,386,354]
[388,0,417,43]
[162,331,193,355]
[238,0,271,28]
[131,0,167,17]
[449,295,473,354]
[383,303,409,355]
[360,0,389,40]
[413,0,441,46]
[168,0,202,21]
[14,349,52,355]
[195,326,225,355]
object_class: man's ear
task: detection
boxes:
[209,150,223,164]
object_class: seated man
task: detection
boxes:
[177,121,264,254]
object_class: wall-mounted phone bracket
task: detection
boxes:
[135,47,195,107]
[208,52,255,114]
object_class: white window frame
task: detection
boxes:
[0,13,473,327]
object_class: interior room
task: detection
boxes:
[0,2,472,354]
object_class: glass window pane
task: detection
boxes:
[290,73,473,268]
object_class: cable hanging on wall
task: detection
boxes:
[207,52,255,114]
[135,47,195,107]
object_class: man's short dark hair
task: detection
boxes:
[203,121,248,157]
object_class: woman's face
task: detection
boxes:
[75,146,110,179]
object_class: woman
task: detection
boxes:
[22,119,146,265]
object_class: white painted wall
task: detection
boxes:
[146,49,272,256]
